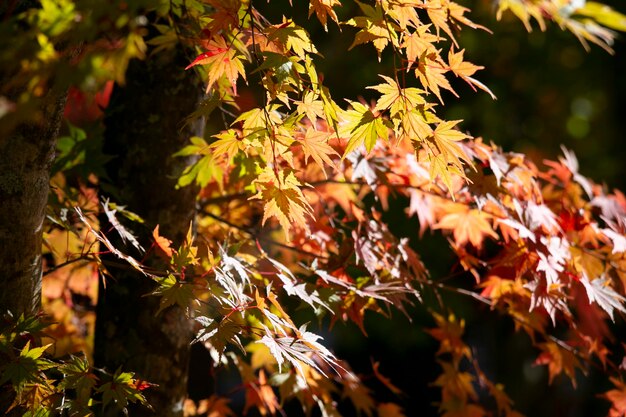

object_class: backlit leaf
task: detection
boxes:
[340,100,389,155]
[252,168,314,241]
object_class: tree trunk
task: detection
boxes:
[93,47,201,417]
[0,90,67,318]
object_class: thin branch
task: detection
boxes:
[202,210,329,259]
[43,255,97,277]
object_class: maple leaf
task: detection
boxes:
[377,403,406,417]
[98,368,148,410]
[267,19,318,59]
[309,0,341,30]
[297,128,338,172]
[447,48,495,99]
[397,108,433,143]
[252,168,314,241]
[194,316,245,355]
[604,377,626,417]
[496,0,546,32]
[174,136,225,188]
[367,74,426,116]
[426,0,457,43]
[57,355,97,402]
[204,0,242,34]
[10,379,56,413]
[427,0,490,45]
[268,256,332,312]
[434,205,498,248]
[151,274,196,315]
[102,198,144,253]
[423,120,472,192]
[427,313,472,360]
[243,370,280,416]
[403,25,440,71]
[433,362,477,403]
[186,36,246,94]
[580,274,626,321]
[257,324,340,377]
[384,0,422,30]
[534,342,582,387]
[152,225,173,258]
[415,53,457,103]
[296,90,326,123]
[343,375,375,416]
[345,0,398,60]
[0,341,54,390]
[339,100,390,155]
[210,129,247,162]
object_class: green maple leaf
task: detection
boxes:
[97,368,147,409]
[0,342,54,390]
[340,100,390,155]
[151,274,196,315]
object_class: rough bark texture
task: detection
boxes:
[93,47,201,417]
[0,90,66,318]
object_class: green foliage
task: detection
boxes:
[0,314,146,415]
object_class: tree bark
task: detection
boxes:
[0,90,67,318]
[93,47,201,417]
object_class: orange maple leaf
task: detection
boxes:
[309,0,341,30]
[298,128,338,172]
[243,370,280,416]
[403,25,439,71]
[534,342,582,387]
[377,403,406,417]
[185,36,246,94]
[153,225,173,258]
[448,48,495,99]
[604,378,626,417]
[434,205,498,248]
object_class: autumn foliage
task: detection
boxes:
[2,0,626,416]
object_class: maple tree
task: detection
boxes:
[2,1,626,417]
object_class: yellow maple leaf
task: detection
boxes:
[422,119,472,192]
[415,54,457,103]
[309,0,341,30]
[397,108,433,143]
[430,120,471,164]
[252,168,314,241]
[345,0,398,60]
[402,25,440,71]
[296,90,325,123]
[384,0,422,30]
[367,74,426,116]
[267,19,318,59]
[210,129,247,162]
